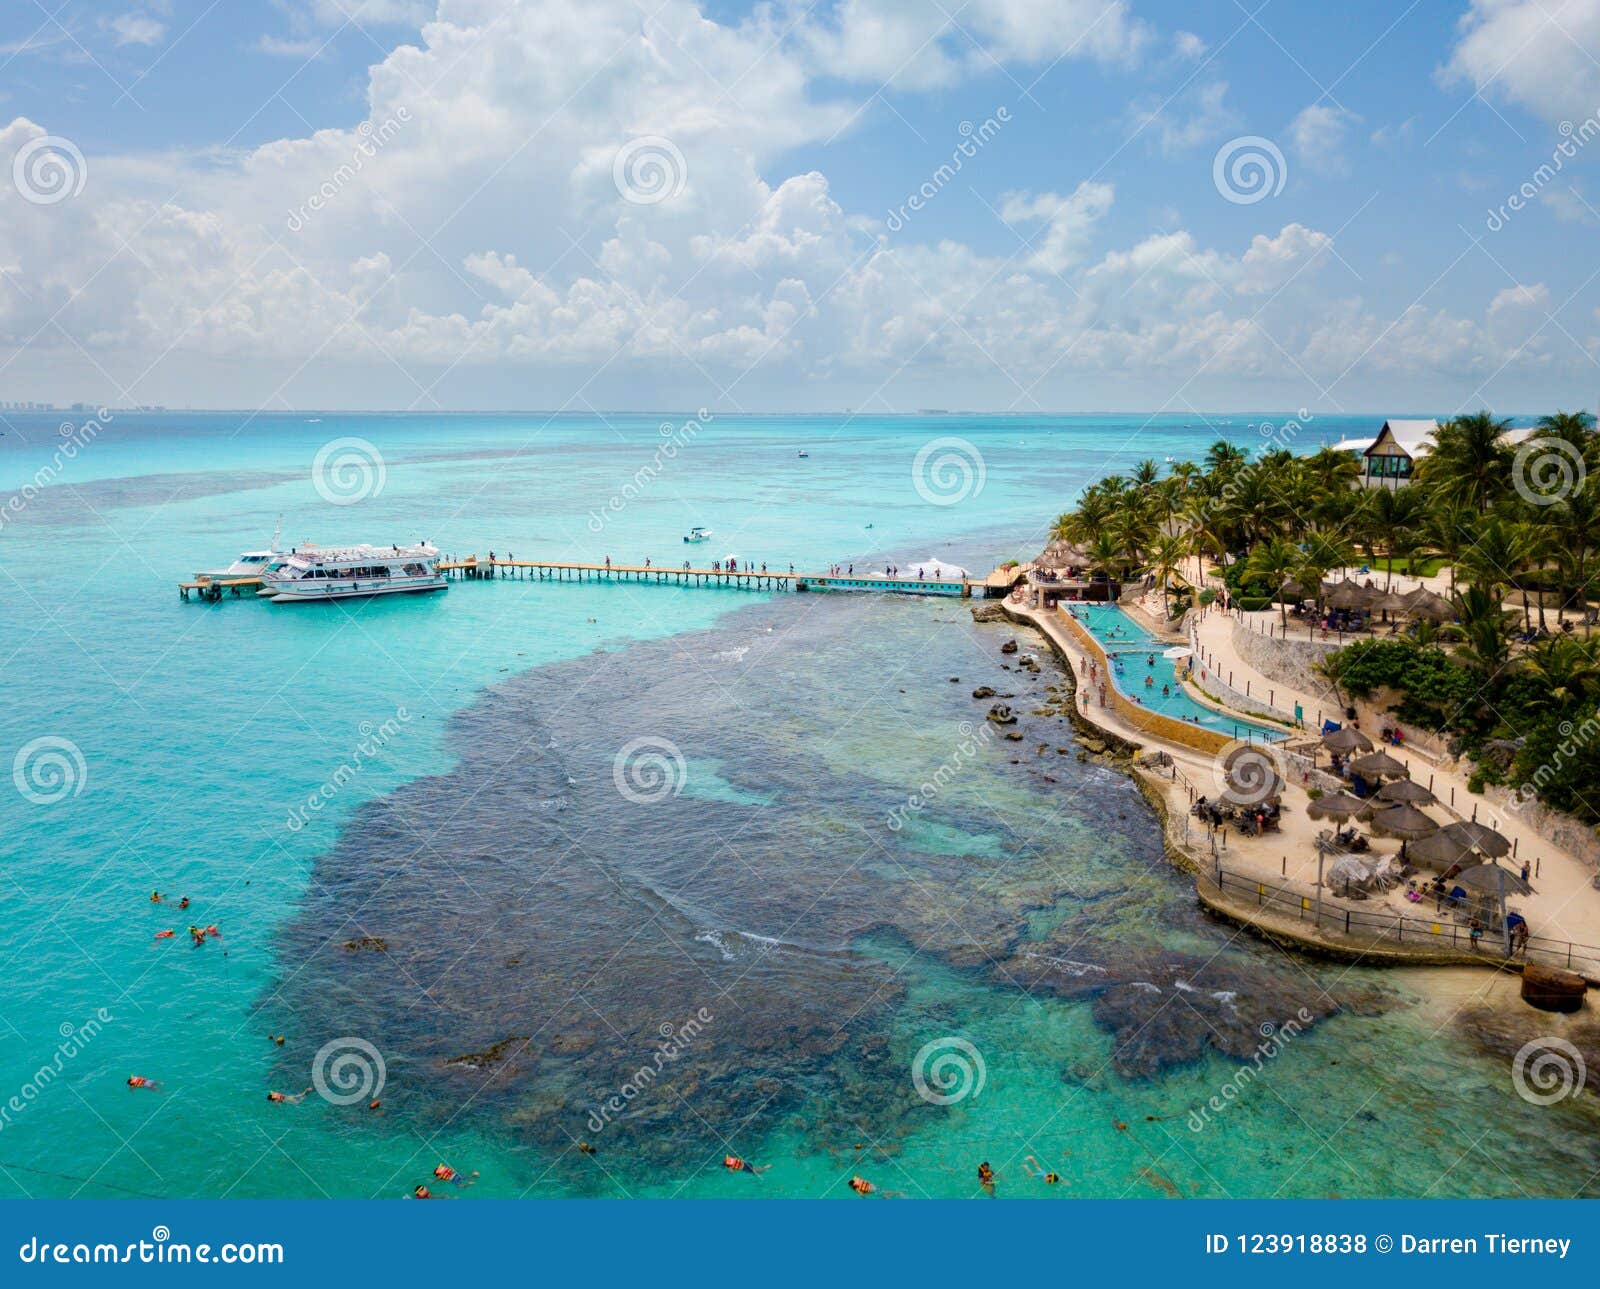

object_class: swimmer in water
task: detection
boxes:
[266,1088,312,1105]
[126,1076,161,1090]
[154,930,175,940]
[432,1164,477,1186]
[1022,1155,1061,1184]
[848,1176,875,1195]
[149,892,164,904]
[578,1142,595,1155]
[977,1161,996,1195]
[177,897,190,910]
[723,1155,769,1176]
[412,1185,433,1199]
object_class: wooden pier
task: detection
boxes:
[179,576,264,601]
[439,558,980,596]
[179,559,1026,602]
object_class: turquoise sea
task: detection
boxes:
[0,411,1594,1200]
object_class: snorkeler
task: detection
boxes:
[1022,1155,1061,1184]
[848,1176,875,1195]
[126,1076,161,1090]
[153,930,175,940]
[977,1161,996,1195]
[412,1185,433,1199]
[177,897,190,910]
[723,1155,769,1176]
[433,1164,477,1186]
[266,1088,312,1105]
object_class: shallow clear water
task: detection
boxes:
[0,411,1593,1200]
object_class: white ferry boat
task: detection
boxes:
[196,519,284,583]
[259,542,446,602]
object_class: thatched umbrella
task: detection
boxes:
[1408,829,1476,872]
[1363,802,1438,864]
[1327,580,1374,610]
[1371,590,1412,618]
[1219,744,1284,805]
[1440,819,1512,859]
[1457,860,1530,896]
[1307,790,1367,821]
[1377,777,1436,805]
[1404,588,1454,623]
[1348,749,1408,780]
[1322,726,1373,755]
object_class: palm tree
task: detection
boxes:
[1147,532,1188,618]
[1534,410,1597,464]
[1520,634,1600,705]
[1367,486,1427,588]
[1245,536,1303,629]
[1453,584,1515,675]
[1132,459,1161,490]
[1547,482,1599,633]
[1416,411,1513,512]
[1204,439,1248,476]
[1424,499,1477,592]
[1087,531,1121,581]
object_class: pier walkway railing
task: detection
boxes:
[440,558,981,597]
[1206,859,1600,978]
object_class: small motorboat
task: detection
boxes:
[796,449,809,458]
[683,526,712,543]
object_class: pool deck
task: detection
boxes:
[1003,595,1600,982]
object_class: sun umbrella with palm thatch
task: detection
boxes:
[1363,801,1439,839]
[1371,590,1413,618]
[1322,726,1373,755]
[1327,580,1375,611]
[1363,801,1439,863]
[1408,829,1476,871]
[1307,790,1367,821]
[1440,819,1512,859]
[1348,749,1408,780]
[1404,588,1454,623]
[1457,860,1530,896]
[1377,777,1436,805]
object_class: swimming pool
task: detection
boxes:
[1066,603,1285,742]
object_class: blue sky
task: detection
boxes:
[1,0,1598,413]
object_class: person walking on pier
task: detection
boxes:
[605,555,611,569]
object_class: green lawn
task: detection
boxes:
[1370,555,1448,577]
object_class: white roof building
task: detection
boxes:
[1333,418,1536,489]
